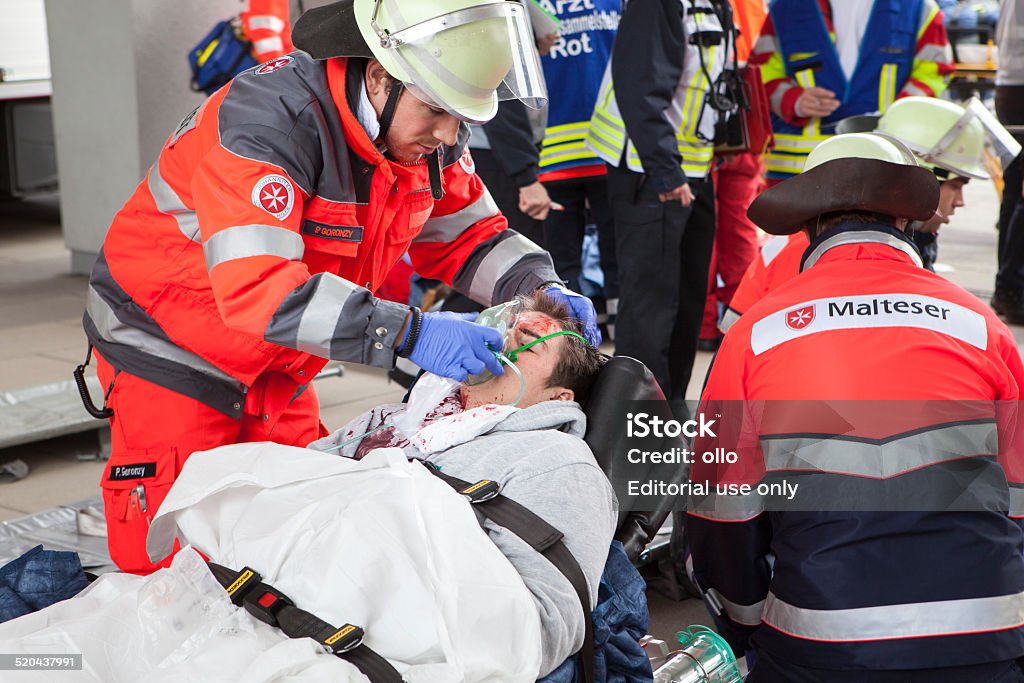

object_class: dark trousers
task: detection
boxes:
[542,176,619,299]
[607,163,716,401]
[472,146,545,247]
[996,86,1024,292]
[442,147,546,314]
[747,649,1024,683]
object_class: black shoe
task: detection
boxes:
[991,288,1024,325]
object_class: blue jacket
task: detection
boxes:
[541,541,654,682]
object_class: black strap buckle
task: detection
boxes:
[243,584,294,627]
[223,566,262,606]
[322,623,365,654]
[460,479,500,503]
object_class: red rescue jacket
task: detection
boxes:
[85,55,556,418]
[690,224,1024,672]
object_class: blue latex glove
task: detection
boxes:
[544,284,602,346]
[407,311,506,383]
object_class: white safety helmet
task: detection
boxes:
[293,0,546,124]
[803,131,921,172]
[876,97,990,179]
[748,133,940,235]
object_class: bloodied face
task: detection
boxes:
[460,311,575,409]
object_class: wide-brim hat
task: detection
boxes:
[292,0,374,61]
[747,158,941,235]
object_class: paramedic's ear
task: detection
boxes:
[364,59,391,102]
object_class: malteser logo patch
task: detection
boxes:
[255,56,292,74]
[108,462,157,481]
[785,304,815,330]
[751,293,988,355]
[301,220,364,242]
[252,174,295,220]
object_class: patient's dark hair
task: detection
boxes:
[521,291,607,405]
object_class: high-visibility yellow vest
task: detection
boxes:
[761,0,924,179]
[585,0,727,180]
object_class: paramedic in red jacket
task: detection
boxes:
[688,133,1024,681]
[81,0,599,574]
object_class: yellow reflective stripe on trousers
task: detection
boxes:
[879,63,898,112]
[763,590,1024,642]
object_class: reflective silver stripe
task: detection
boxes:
[86,286,241,387]
[752,35,777,56]
[770,81,796,116]
[900,81,931,98]
[915,44,951,65]
[719,307,741,333]
[772,133,824,153]
[763,590,1024,642]
[295,275,359,356]
[708,589,766,626]
[147,161,201,242]
[253,37,285,54]
[761,235,789,266]
[688,490,765,521]
[803,230,924,271]
[1011,486,1024,517]
[203,224,304,270]
[539,142,594,166]
[762,421,997,479]
[416,190,500,244]
[764,154,806,173]
[247,15,285,32]
[468,233,545,304]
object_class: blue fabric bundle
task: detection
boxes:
[0,545,89,623]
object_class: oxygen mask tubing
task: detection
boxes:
[467,299,589,406]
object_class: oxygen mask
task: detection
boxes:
[464,299,525,386]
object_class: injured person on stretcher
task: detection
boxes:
[0,294,618,683]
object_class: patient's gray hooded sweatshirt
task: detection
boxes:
[322,400,619,677]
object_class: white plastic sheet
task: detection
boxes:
[0,547,362,682]
[149,444,543,681]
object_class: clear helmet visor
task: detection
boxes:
[920,98,1021,178]
[371,1,547,124]
[963,97,1022,170]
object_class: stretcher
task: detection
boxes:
[0,357,694,680]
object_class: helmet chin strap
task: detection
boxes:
[377,80,446,200]
[377,80,405,145]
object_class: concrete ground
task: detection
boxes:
[0,176,1019,649]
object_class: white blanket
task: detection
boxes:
[0,445,544,682]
